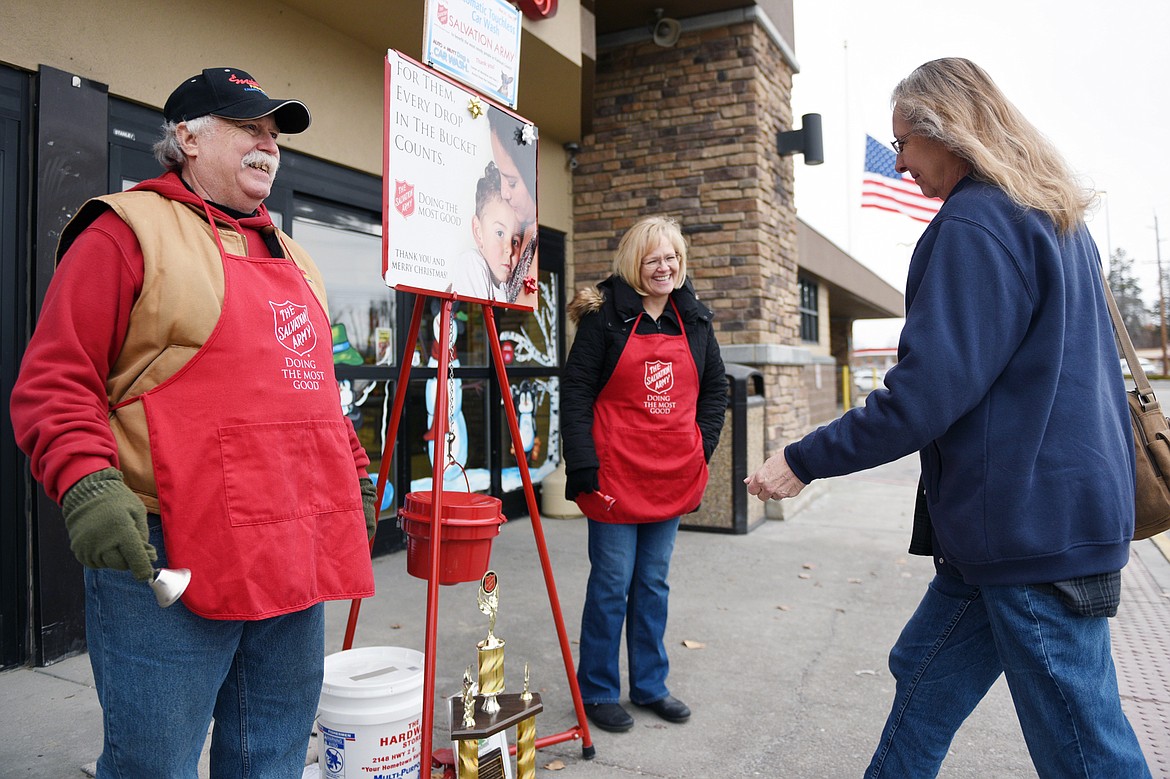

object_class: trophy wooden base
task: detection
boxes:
[448,692,543,740]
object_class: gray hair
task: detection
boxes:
[152,115,215,172]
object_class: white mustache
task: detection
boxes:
[242,150,279,178]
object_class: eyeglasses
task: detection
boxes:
[641,254,679,268]
[221,118,278,140]
[891,133,911,154]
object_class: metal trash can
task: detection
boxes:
[682,363,767,534]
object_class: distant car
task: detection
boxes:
[853,367,887,393]
[1121,357,1157,378]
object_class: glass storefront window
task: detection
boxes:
[293,202,392,368]
[499,375,560,492]
[403,268,561,496]
[409,298,486,369]
[291,198,397,511]
[406,376,491,493]
[339,376,396,511]
[494,272,559,369]
[495,268,561,492]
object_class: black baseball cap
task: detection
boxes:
[163,67,311,134]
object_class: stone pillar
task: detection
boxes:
[572,18,807,457]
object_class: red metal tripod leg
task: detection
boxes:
[483,308,595,758]
[418,298,455,774]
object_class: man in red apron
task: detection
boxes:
[10,68,376,777]
[561,216,728,734]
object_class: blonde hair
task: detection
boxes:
[612,216,688,295]
[892,57,1093,233]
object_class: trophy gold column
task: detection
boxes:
[457,668,479,779]
[476,570,505,715]
[516,664,537,779]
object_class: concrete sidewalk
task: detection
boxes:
[3,453,1168,777]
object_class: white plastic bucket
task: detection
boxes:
[317,646,425,779]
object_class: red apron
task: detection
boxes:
[122,209,374,619]
[575,301,708,523]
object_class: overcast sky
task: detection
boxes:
[789,0,1170,347]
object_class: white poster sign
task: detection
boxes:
[383,51,540,311]
[423,0,522,108]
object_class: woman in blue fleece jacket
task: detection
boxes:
[747,58,1149,778]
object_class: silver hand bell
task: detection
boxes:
[149,567,192,608]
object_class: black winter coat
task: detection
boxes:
[560,275,728,497]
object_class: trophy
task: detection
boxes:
[458,667,479,779]
[515,664,537,779]
[449,579,543,779]
[476,570,505,716]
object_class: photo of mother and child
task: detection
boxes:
[448,108,539,308]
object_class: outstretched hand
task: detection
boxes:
[744,453,807,502]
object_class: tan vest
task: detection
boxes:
[60,193,330,512]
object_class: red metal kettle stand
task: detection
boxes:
[340,294,595,775]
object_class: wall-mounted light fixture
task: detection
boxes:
[652,8,682,48]
[563,141,581,170]
[777,113,824,165]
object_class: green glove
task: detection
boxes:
[359,476,378,542]
[61,468,157,582]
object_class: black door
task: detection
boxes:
[0,65,32,670]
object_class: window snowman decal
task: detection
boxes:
[511,379,540,466]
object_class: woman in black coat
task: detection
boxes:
[561,216,727,733]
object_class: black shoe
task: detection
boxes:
[634,695,691,723]
[584,702,634,732]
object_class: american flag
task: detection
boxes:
[861,135,942,223]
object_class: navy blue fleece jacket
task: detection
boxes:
[785,176,1134,585]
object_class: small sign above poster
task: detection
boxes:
[423,0,522,108]
[383,50,540,312]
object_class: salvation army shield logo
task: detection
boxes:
[437,2,449,23]
[270,300,316,356]
[644,360,674,395]
[394,180,415,218]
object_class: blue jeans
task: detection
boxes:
[87,520,325,778]
[866,573,1150,779]
[577,517,679,705]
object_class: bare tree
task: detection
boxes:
[1107,247,1156,347]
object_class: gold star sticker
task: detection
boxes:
[468,98,484,119]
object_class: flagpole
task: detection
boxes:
[843,37,854,254]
